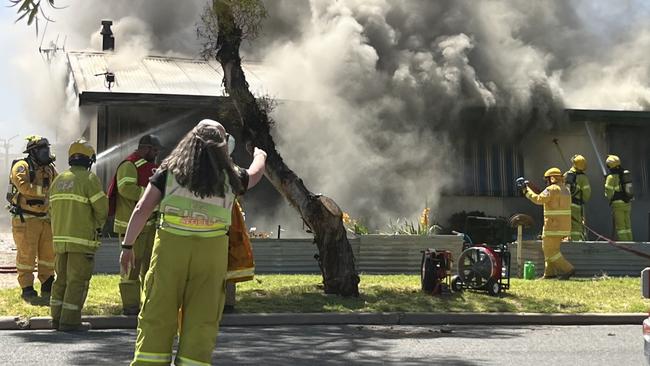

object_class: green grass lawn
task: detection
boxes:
[1,274,649,318]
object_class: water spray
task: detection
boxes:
[95,111,194,162]
[584,121,608,177]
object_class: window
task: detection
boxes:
[458,143,525,197]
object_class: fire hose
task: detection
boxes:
[584,224,650,261]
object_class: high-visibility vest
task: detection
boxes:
[158,173,233,237]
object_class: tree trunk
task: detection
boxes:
[213,1,359,296]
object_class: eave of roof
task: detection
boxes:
[566,108,650,124]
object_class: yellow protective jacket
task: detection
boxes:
[604,174,629,208]
[9,159,57,218]
[525,183,571,238]
[113,157,157,234]
[227,200,255,283]
[564,167,591,206]
[49,166,108,253]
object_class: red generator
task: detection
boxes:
[420,249,453,295]
[450,216,511,296]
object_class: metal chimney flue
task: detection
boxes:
[101,20,114,51]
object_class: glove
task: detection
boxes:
[515,177,528,194]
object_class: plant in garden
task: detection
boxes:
[384,208,442,236]
[342,212,369,235]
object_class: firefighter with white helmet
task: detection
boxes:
[522,167,575,279]
[49,139,108,331]
[604,154,633,241]
[7,135,57,305]
[563,154,591,241]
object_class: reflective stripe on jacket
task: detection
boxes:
[159,173,233,238]
[525,183,571,238]
[111,154,158,233]
[49,166,108,253]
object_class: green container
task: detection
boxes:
[523,261,536,280]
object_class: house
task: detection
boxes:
[63,23,650,241]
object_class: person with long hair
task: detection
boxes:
[120,119,267,365]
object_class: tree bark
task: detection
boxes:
[213,1,359,296]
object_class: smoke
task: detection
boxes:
[5,0,208,167]
[6,0,650,231]
[243,0,650,228]
[254,0,568,226]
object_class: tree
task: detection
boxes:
[201,0,360,296]
[9,0,62,34]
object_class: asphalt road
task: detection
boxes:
[0,324,644,365]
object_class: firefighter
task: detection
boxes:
[49,139,108,331]
[107,134,160,315]
[563,155,591,241]
[522,167,575,279]
[8,135,57,305]
[604,155,633,241]
[120,119,266,366]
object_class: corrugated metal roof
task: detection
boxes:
[66,51,269,98]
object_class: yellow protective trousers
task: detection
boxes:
[612,201,633,241]
[12,218,55,288]
[542,236,574,277]
[119,225,156,312]
[131,230,228,366]
[570,204,586,241]
[50,252,94,328]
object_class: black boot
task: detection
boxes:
[21,286,38,303]
[21,286,48,306]
[40,276,54,303]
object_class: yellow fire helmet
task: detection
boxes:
[606,154,620,169]
[544,167,563,177]
[68,139,96,160]
[23,135,50,153]
[571,154,587,171]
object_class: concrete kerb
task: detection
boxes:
[0,312,646,330]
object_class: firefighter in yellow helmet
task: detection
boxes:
[120,119,266,366]
[604,155,633,241]
[563,155,591,241]
[49,139,108,331]
[522,167,575,279]
[8,135,57,305]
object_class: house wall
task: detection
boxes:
[437,122,650,241]
[90,104,649,241]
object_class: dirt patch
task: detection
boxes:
[0,273,16,289]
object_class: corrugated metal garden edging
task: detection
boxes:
[93,237,650,277]
[511,240,650,278]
